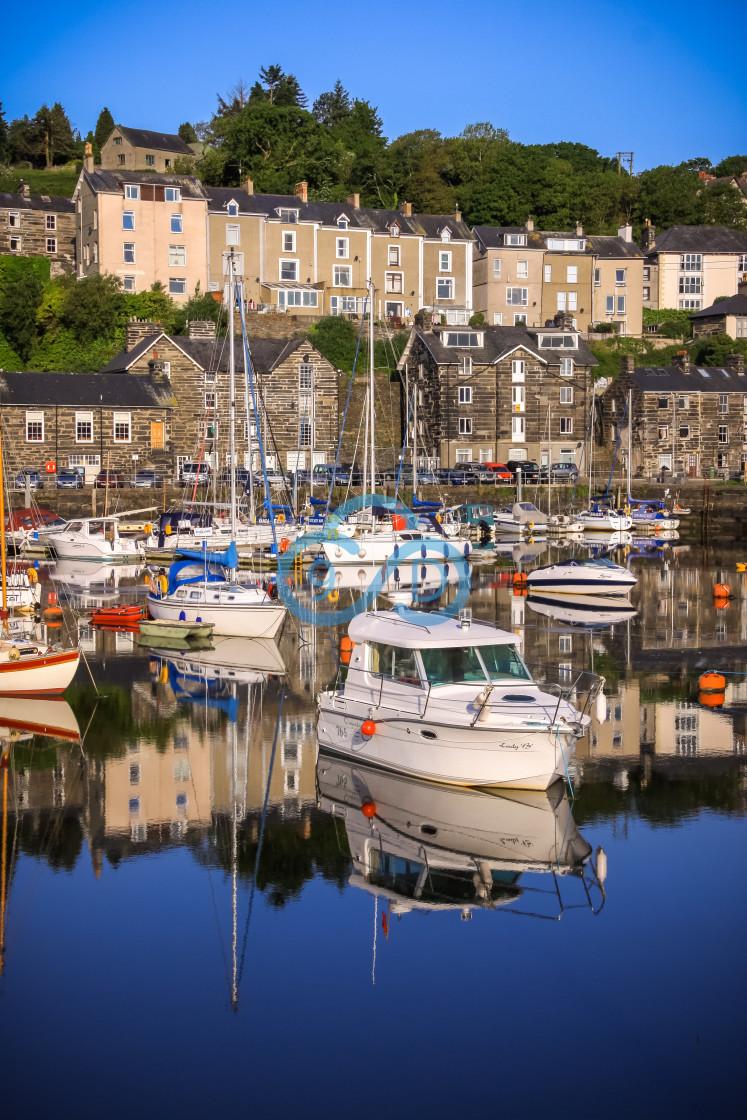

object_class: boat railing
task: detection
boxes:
[525,663,606,726]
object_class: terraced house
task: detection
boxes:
[397,323,596,468]
[0,183,75,276]
[600,351,747,480]
[206,179,473,322]
[73,149,207,299]
[641,223,747,311]
[472,220,644,335]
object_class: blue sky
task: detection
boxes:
[3,0,745,170]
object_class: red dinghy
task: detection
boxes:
[88,605,146,627]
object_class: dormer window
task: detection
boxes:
[227,201,239,216]
[337,215,349,229]
[440,228,451,242]
[546,238,586,251]
[124,185,140,200]
[504,233,526,246]
[278,208,299,224]
[389,223,400,237]
[538,334,578,349]
[444,331,482,347]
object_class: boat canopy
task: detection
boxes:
[512,502,548,525]
[412,497,441,511]
[166,541,239,594]
[348,608,518,650]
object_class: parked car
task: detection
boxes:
[219,467,251,487]
[14,469,44,490]
[181,461,211,485]
[539,462,579,483]
[248,468,289,489]
[56,468,83,489]
[482,462,513,482]
[133,470,163,488]
[94,469,127,489]
[466,466,494,483]
[435,468,473,486]
[506,460,541,483]
[415,469,439,485]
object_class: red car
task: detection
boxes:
[482,462,513,481]
[94,469,127,488]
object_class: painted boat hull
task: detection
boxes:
[50,537,145,562]
[146,592,286,639]
[0,648,80,694]
[316,698,580,791]
[321,533,470,566]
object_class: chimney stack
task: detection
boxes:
[399,200,412,217]
[525,217,534,232]
[294,180,308,203]
[346,192,360,209]
[617,222,633,243]
[672,350,691,374]
[620,354,636,375]
[574,221,583,236]
[126,317,160,352]
[245,176,254,196]
[84,142,94,174]
[187,319,217,340]
[455,206,462,223]
[640,219,656,253]
[19,179,30,199]
[727,352,745,375]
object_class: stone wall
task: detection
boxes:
[0,200,76,277]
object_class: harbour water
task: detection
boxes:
[1,539,745,1118]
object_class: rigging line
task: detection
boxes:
[236,685,286,988]
[323,301,369,527]
[393,387,415,505]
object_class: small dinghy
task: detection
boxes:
[88,605,146,627]
[138,618,214,643]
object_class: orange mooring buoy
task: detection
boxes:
[512,572,528,587]
[699,670,726,692]
[714,583,731,598]
[699,691,725,708]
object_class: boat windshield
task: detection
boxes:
[419,643,530,685]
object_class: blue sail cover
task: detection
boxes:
[412,496,441,511]
[166,541,239,595]
[174,541,239,568]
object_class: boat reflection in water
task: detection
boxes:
[0,695,80,743]
[527,592,638,628]
[317,753,606,920]
[151,636,286,712]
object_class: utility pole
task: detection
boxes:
[616,152,634,176]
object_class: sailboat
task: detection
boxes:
[146,254,286,641]
[0,418,81,693]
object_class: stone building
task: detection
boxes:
[690,282,747,339]
[599,351,747,480]
[397,322,596,468]
[100,126,195,174]
[99,320,341,476]
[0,183,76,276]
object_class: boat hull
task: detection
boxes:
[316,698,579,791]
[50,538,144,562]
[0,649,80,694]
[321,534,470,566]
[146,592,286,639]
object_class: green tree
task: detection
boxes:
[7,114,39,165]
[0,102,8,164]
[256,64,284,104]
[312,80,352,126]
[711,154,747,178]
[696,181,747,231]
[171,290,224,335]
[94,107,115,150]
[48,102,75,164]
[634,162,700,229]
[61,273,124,344]
[0,268,44,361]
[178,121,198,143]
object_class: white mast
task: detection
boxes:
[240,279,256,522]
[369,279,376,504]
[228,252,237,540]
[412,377,418,500]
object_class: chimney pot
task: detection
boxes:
[19,179,30,199]
[294,180,308,203]
[83,142,94,174]
[346,192,360,209]
[454,206,462,223]
[525,217,534,232]
[672,350,691,374]
[574,221,583,236]
[617,222,633,243]
[399,201,412,217]
[245,176,254,196]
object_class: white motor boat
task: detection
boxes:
[317,754,598,918]
[525,557,637,597]
[546,513,585,535]
[48,516,145,562]
[320,528,471,567]
[493,502,548,535]
[578,504,632,532]
[317,608,602,790]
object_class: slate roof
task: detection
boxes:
[472,225,642,257]
[690,293,747,318]
[0,372,174,408]
[114,127,194,156]
[628,363,746,393]
[0,192,74,213]
[648,225,747,254]
[206,188,473,238]
[79,169,207,200]
[398,325,597,369]
[99,334,308,375]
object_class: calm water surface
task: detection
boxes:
[1,540,745,1118]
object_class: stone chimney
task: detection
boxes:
[672,350,691,374]
[346,192,360,209]
[553,310,575,329]
[617,222,633,243]
[620,354,636,375]
[294,180,308,203]
[244,176,254,196]
[399,201,412,217]
[525,217,534,232]
[727,352,745,375]
[455,206,462,223]
[640,219,656,253]
[574,222,583,236]
[126,318,160,351]
[84,142,94,174]
[187,319,217,340]
[18,179,30,199]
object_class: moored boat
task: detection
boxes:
[525,556,637,597]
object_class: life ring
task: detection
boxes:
[328,589,339,603]
[276,513,286,524]
[279,537,291,554]
[27,568,38,583]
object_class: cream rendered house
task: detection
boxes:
[74,151,208,299]
[642,224,747,312]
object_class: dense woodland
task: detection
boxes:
[1,66,747,235]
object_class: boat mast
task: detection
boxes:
[240,279,256,523]
[0,415,9,624]
[369,279,376,507]
[413,378,418,500]
[627,388,632,499]
[228,252,237,540]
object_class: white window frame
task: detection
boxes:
[512,386,525,412]
[385,271,404,294]
[567,265,578,284]
[493,258,501,278]
[459,356,472,376]
[124,185,140,200]
[46,237,57,254]
[605,295,614,314]
[511,359,525,382]
[440,250,452,272]
[171,214,183,233]
[123,276,136,292]
[278,289,319,308]
[336,237,349,259]
[559,357,574,377]
[45,213,56,231]
[557,291,566,311]
[559,417,573,434]
[334,265,351,287]
[492,313,503,325]
[513,313,527,326]
[616,295,626,315]
[222,251,244,275]
[8,211,20,228]
[164,187,181,202]
[10,235,21,252]
[594,267,601,287]
[718,394,729,415]
[511,416,525,440]
[388,245,400,266]
[615,268,626,285]
[75,411,93,443]
[280,258,299,282]
[123,242,135,264]
[568,291,577,311]
[226,223,241,246]
[282,230,296,253]
[169,244,186,267]
[506,287,528,306]
[113,412,131,443]
[25,411,44,442]
[122,210,135,231]
[560,385,573,404]
[169,277,187,295]
[544,264,552,282]
[516,259,528,279]
[680,253,701,272]
[227,202,239,217]
[505,234,526,246]
[458,417,473,435]
[458,385,472,404]
[436,277,454,300]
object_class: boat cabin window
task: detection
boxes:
[368,642,423,687]
[420,643,530,685]
[189,591,202,599]
[67,521,84,532]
